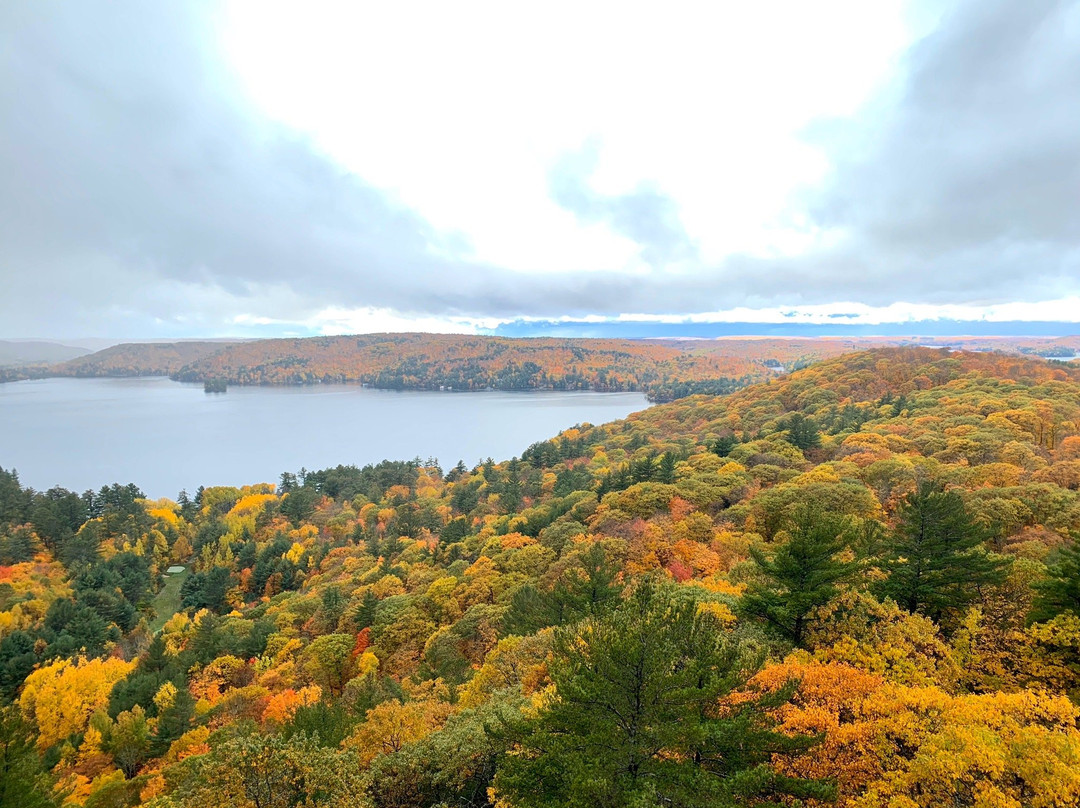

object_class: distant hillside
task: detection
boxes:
[0,339,89,365]
[168,333,791,401]
[29,333,1080,399]
[50,340,238,377]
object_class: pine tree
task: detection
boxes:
[874,480,1008,625]
[0,708,59,808]
[710,434,738,458]
[782,413,821,451]
[353,590,379,630]
[656,451,678,484]
[495,579,831,808]
[740,504,858,647]
[1029,535,1080,624]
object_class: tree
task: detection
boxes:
[656,451,678,484]
[367,695,522,808]
[494,579,829,808]
[710,434,738,458]
[0,707,59,808]
[0,525,39,564]
[107,705,151,778]
[280,486,318,527]
[0,467,32,527]
[181,566,233,612]
[0,631,38,700]
[874,481,1008,625]
[782,413,821,451]
[302,634,356,696]
[178,727,363,808]
[1030,535,1080,624]
[152,687,195,756]
[18,656,135,749]
[740,504,858,647]
[503,542,621,634]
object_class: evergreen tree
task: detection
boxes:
[782,413,821,451]
[740,504,858,647]
[0,525,38,565]
[152,688,194,756]
[495,579,830,808]
[444,459,468,483]
[176,488,197,521]
[0,707,60,808]
[709,434,738,458]
[354,590,379,630]
[0,467,31,527]
[502,458,523,512]
[1029,535,1080,624]
[656,451,678,484]
[874,480,1008,624]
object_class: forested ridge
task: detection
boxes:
[17,333,1080,402]
[169,334,779,401]
[49,343,243,379]
[5,347,1080,806]
[40,334,861,402]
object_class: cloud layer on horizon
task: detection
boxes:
[1,1,1078,338]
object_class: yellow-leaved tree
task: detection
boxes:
[19,655,135,748]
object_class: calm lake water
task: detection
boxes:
[0,377,650,498]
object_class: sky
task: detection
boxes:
[1,0,1078,340]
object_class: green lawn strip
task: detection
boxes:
[150,567,189,633]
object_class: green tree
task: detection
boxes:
[503,542,621,635]
[354,590,380,630]
[0,707,59,808]
[656,451,678,484]
[1029,535,1080,624]
[781,413,821,451]
[152,688,195,756]
[494,579,829,808]
[280,486,318,528]
[0,525,38,565]
[107,705,151,778]
[368,694,523,808]
[179,727,363,808]
[874,480,1008,625]
[302,634,356,696]
[740,504,858,647]
[710,434,738,458]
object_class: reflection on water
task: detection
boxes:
[0,377,650,497]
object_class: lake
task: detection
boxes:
[0,377,650,498]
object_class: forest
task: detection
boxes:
[10,333,1079,402]
[5,346,1080,807]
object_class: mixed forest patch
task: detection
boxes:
[4,347,1080,806]
[21,333,866,401]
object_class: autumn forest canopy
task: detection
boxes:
[7,332,1080,401]
[7,347,1080,807]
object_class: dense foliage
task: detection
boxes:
[50,342,237,379]
[5,347,1080,806]
[168,333,783,401]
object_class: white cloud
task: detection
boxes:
[5,1,1078,339]
[221,0,911,271]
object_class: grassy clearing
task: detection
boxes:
[150,567,189,633]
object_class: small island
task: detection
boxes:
[203,378,227,393]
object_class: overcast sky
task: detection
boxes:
[2,0,1078,339]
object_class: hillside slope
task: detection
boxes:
[169,333,774,400]
[5,347,1080,807]
[50,341,240,377]
[0,340,89,365]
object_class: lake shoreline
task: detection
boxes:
[1,377,651,498]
